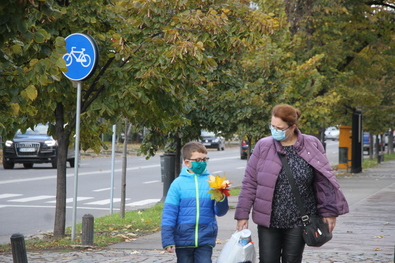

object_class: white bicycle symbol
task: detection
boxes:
[63,47,92,67]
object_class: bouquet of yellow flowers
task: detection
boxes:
[207,174,232,201]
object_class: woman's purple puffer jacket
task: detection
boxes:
[235,128,349,227]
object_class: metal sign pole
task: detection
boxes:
[110,124,116,214]
[71,81,82,241]
[62,33,98,242]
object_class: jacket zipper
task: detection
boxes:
[194,175,200,247]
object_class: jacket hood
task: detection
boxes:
[179,166,210,178]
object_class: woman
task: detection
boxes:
[235,104,349,263]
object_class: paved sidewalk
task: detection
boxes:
[1,160,395,262]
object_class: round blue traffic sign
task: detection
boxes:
[62,33,99,81]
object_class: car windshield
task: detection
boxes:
[15,124,48,136]
[201,131,216,137]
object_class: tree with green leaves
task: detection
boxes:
[1,0,279,238]
[281,0,395,130]
[187,0,395,160]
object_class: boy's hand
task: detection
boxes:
[208,189,225,202]
[166,246,175,253]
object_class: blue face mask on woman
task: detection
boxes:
[190,161,207,174]
[270,126,288,141]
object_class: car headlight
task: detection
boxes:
[45,140,57,147]
[213,138,219,142]
[5,140,13,147]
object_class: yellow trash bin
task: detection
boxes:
[338,126,352,169]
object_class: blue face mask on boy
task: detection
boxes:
[190,161,207,174]
[270,126,288,141]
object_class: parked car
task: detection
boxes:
[363,132,372,152]
[364,132,395,152]
[324,126,339,140]
[200,131,225,151]
[240,140,252,159]
[2,123,75,169]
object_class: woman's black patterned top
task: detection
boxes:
[270,146,317,228]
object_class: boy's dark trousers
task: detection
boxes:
[175,245,213,263]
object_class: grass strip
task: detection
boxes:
[0,203,163,252]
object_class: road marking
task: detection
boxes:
[0,198,161,209]
[211,171,224,174]
[93,188,111,192]
[8,195,55,202]
[0,156,242,186]
[0,175,56,185]
[0,195,159,208]
[46,197,94,203]
[0,194,23,199]
[208,157,239,161]
[0,204,120,211]
[126,199,160,207]
[0,164,161,185]
[143,180,160,184]
[236,167,246,170]
[85,198,131,205]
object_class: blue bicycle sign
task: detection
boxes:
[63,47,92,67]
[62,33,98,81]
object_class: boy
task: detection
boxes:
[161,141,229,263]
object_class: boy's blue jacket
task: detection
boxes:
[161,167,229,249]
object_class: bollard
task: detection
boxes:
[10,233,28,263]
[82,214,94,245]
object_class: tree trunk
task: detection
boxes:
[369,134,374,160]
[120,121,132,218]
[247,135,252,161]
[175,136,182,178]
[53,103,70,238]
[284,0,314,35]
[390,129,394,154]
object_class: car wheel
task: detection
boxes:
[51,158,57,168]
[23,163,33,169]
[3,158,14,169]
[69,158,75,168]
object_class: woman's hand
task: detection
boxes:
[236,219,249,231]
[323,217,336,233]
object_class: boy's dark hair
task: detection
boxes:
[182,141,208,160]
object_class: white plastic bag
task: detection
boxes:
[216,231,256,263]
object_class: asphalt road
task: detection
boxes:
[0,140,340,245]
